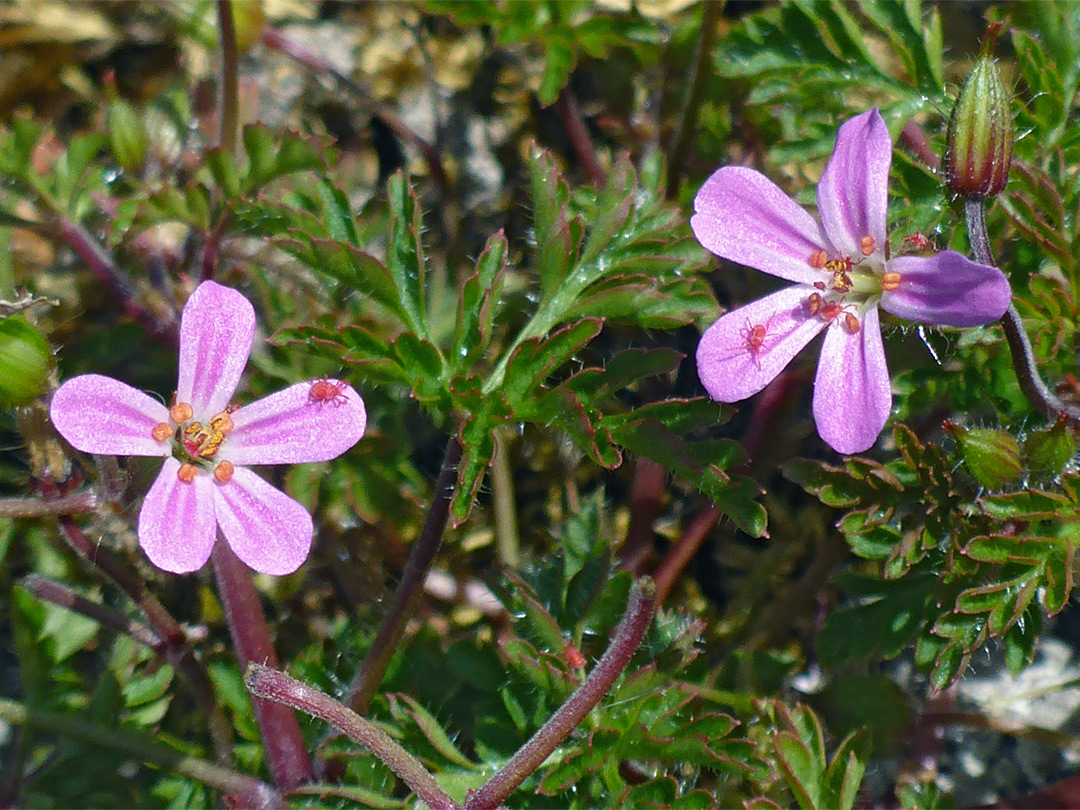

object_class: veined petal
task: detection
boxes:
[176,281,255,417]
[213,466,313,576]
[222,380,366,466]
[50,374,172,457]
[813,306,892,454]
[697,285,827,402]
[817,109,891,258]
[691,167,828,285]
[882,252,1012,326]
[137,458,217,573]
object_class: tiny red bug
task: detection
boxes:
[565,644,586,669]
[308,378,349,406]
[739,317,775,367]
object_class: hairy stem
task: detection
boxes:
[665,0,724,197]
[56,518,236,765]
[553,87,605,186]
[246,665,460,810]
[0,489,96,518]
[491,427,520,568]
[341,436,463,716]
[211,542,314,788]
[0,696,280,808]
[465,578,657,810]
[965,198,1080,423]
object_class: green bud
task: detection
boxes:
[1022,417,1075,478]
[0,316,52,408]
[107,97,147,173]
[944,420,1022,489]
[944,34,1014,199]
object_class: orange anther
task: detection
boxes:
[177,463,197,483]
[807,292,823,315]
[210,411,234,434]
[170,402,193,424]
[809,249,828,269]
[213,460,235,484]
[881,271,902,292]
[844,312,860,334]
[152,422,173,442]
[860,235,876,256]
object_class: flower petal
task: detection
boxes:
[176,281,255,417]
[882,252,1012,326]
[697,285,827,402]
[813,306,892,454]
[222,380,366,466]
[137,458,217,573]
[50,374,172,457]
[816,109,891,258]
[691,167,827,285]
[213,466,313,575]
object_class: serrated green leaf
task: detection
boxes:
[316,177,360,247]
[451,231,507,367]
[503,319,603,408]
[390,693,478,769]
[386,172,432,340]
[205,147,241,198]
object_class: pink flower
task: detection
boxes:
[50,281,366,575]
[691,109,1012,454]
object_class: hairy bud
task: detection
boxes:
[0,316,52,407]
[944,420,1022,489]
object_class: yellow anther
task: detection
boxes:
[152,422,173,442]
[213,460,235,484]
[209,411,234,435]
[177,463,197,483]
[809,249,828,269]
[882,271,902,292]
[860,236,876,256]
[170,402,193,424]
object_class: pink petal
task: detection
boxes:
[816,109,891,259]
[882,252,1012,326]
[697,286,827,402]
[691,167,828,285]
[212,466,313,575]
[176,281,255,417]
[137,458,217,573]
[50,374,172,457]
[222,380,366,466]
[812,306,892,454]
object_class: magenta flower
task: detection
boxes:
[50,281,366,575]
[691,109,1012,454]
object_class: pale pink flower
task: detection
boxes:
[50,281,366,575]
[692,109,1011,454]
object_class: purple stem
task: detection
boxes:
[211,542,314,788]
[900,119,941,171]
[340,437,463,717]
[553,88,606,186]
[245,664,460,810]
[0,489,97,518]
[464,577,657,810]
[216,0,239,155]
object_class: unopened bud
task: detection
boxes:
[0,316,52,407]
[944,32,1014,198]
[1022,417,1075,478]
[944,420,1022,488]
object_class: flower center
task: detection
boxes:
[151,401,236,483]
[805,239,900,333]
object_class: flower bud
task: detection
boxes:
[0,316,52,408]
[1022,417,1075,478]
[944,40,1014,198]
[943,420,1022,489]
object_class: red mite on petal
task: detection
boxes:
[308,378,349,406]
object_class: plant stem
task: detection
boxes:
[465,577,657,810]
[964,197,1080,423]
[341,436,463,716]
[620,458,667,575]
[665,0,724,198]
[211,542,314,788]
[0,696,280,808]
[56,517,236,765]
[19,574,163,651]
[0,489,96,518]
[246,664,461,810]
[216,0,239,156]
[491,427,520,568]
[652,506,720,605]
[553,87,605,186]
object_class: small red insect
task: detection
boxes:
[308,378,349,406]
[739,317,775,367]
[565,644,586,669]
[901,232,935,254]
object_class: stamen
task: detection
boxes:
[882,271,902,292]
[170,402,193,424]
[809,250,828,269]
[152,422,173,442]
[807,292,823,315]
[844,312,860,334]
[213,460,234,484]
[210,411,234,434]
[860,236,876,256]
[177,463,197,483]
